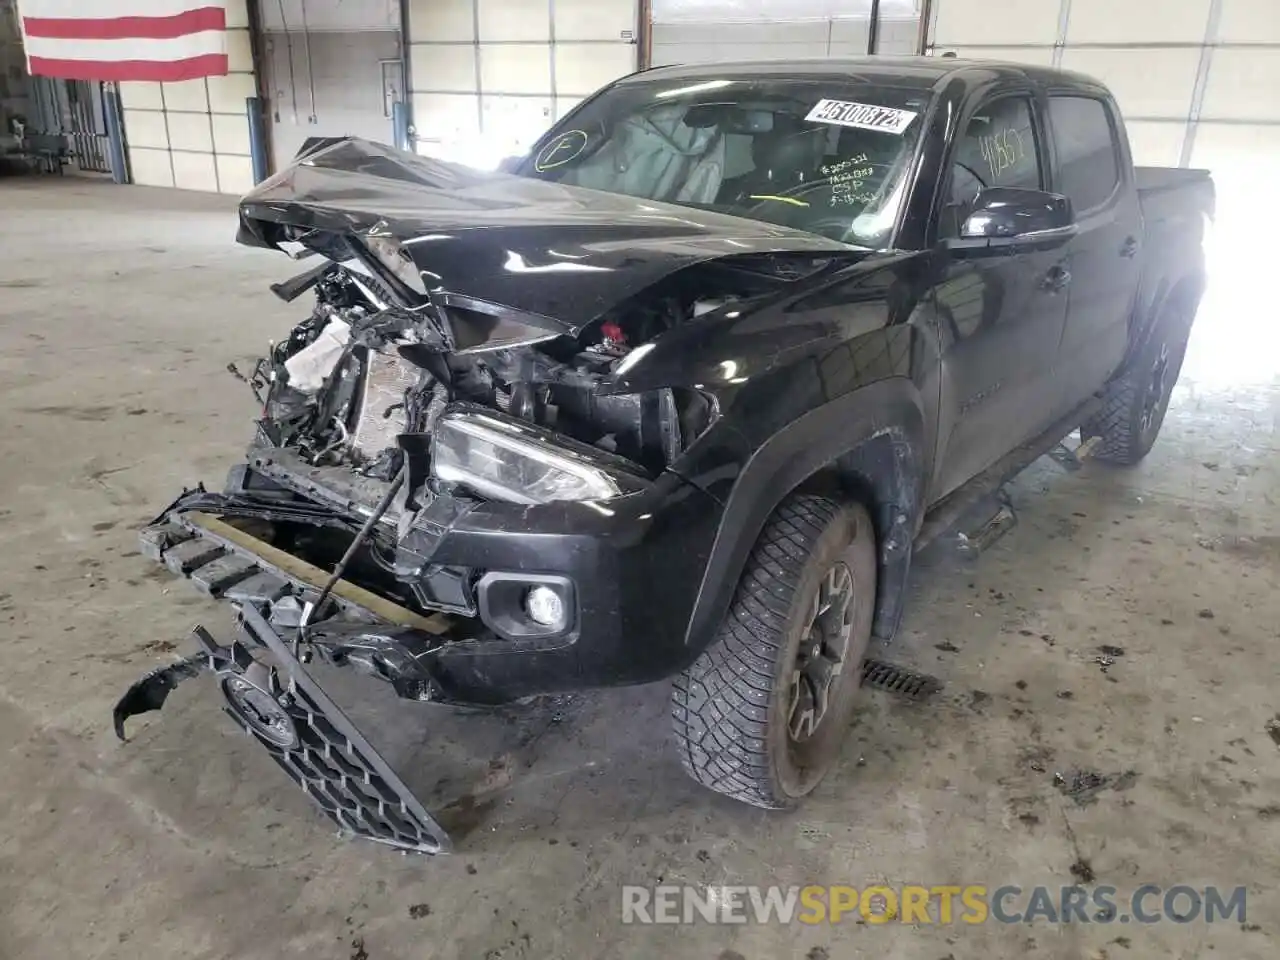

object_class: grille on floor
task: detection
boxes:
[861,659,942,700]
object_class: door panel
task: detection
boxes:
[929,94,1070,502]
[1048,95,1141,411]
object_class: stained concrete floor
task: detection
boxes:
[0,178,1277,960]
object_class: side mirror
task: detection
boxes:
[497,155,524,175]
[945,187,1076,257]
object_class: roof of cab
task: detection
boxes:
[620,56,1102,93]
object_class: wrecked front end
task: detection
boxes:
[117,138,860,853]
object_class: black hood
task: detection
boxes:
[237,138,864,334]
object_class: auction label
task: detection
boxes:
[805,100,918,135]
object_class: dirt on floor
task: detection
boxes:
[0,179,1276,960]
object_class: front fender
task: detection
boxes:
[683,377,926,652]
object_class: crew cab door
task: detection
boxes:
[1045,94,1141,412]
[928,91,1070,502]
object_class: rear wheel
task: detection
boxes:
[1085,301,1194,465]
[671,494,876,809]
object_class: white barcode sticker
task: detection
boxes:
[805,100,918,135]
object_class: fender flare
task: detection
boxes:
[684,377,927,653]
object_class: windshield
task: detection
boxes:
[518,77,929,249]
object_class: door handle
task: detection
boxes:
[1121,236,1139,259]
[1041,265,1072,292]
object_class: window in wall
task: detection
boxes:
[1049,96,1121,213]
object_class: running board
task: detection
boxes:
[916,397,1103,551]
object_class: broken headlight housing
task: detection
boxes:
[430,405,649,504]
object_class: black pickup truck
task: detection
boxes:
[119,57,1214,854]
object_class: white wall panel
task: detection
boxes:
[1059,47,1201,118]
[1067,0,1211,45]
[118,82,164,111]
[411,43,479,91]
[216,155,257,195]
[1125,120,1187,166]
[555,43,636,95]
[556,0,635,41]
[1191,122,1280,178]
[161,79,209,113]
[127,147,174,187]
[207,73,257,113]
[480,44,553,93]
[171,150,219,191]
[407,0,476,41]
[412,92,481,138]
[829,18,871,46]
[878,18,921,55]
[481,95,554,147]
[226,28,254,73]
[1200,48,1280,121]
[165,112,214,153]
[122,110,170,150]
[1218,0,1280,44]
[479,0,550,41]
[934,0,1059,47]
[211,112,252,155]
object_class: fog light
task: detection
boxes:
[525,585,565,628]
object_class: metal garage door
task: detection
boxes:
[650,0,924,67]
[260,0,404,170]
[406,0,639,169]
[927,0,1280,380]
[926,0,1280,241]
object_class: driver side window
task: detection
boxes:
[941,96,1044,237]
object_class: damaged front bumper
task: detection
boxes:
[115,604,451,854]
[118,450,722,853]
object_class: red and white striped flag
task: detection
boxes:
[18,1,229,82]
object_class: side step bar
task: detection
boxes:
[916,397,1103,550]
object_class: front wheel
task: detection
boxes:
[1084,301,1194,465]
[671,494,876,809]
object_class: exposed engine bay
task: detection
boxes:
[188,232,812,629]
[247,254,741,483]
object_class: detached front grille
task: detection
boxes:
[197,605,451,854]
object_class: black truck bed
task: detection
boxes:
[1136,166,1215,222]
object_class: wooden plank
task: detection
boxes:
[182,512,451,634]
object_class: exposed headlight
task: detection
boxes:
[431,406,647,504]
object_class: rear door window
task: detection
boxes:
[1048,96,1121,213]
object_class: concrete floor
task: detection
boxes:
[0,179,1277,960]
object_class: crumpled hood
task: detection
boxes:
[237,137,864,334]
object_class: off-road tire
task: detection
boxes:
[671,494,876,809]
[1085,300,1195,465]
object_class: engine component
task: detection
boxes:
[351,349,420,459]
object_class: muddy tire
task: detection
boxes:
[671,494,876,809]
[1084,300,1195,466]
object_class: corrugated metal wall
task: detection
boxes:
[650,0,923,67]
